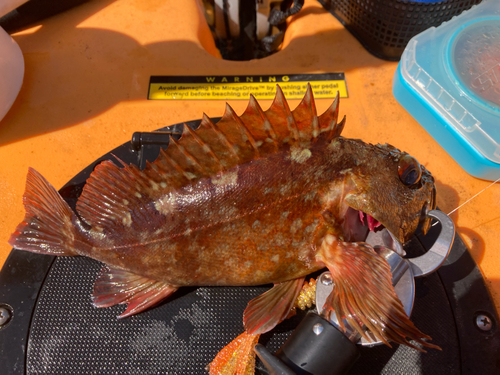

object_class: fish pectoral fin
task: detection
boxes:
[243,277,305,335]
[208,331,260,375]
[92,266,177,319]
[318,234,440,351]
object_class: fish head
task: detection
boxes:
[342,142,436,244]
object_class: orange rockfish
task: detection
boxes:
[9,85,438,367]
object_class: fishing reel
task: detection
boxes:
[255,210,455,375]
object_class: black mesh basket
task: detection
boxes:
[318,0,482,61]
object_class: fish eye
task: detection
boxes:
[398,154,421,186]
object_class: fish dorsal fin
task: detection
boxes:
[156,83,344,175]
[76,85,343,229]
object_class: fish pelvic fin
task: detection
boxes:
[317,233,440,351]
[92,266,177,318]
[208,331,259,375]
[243,277,305,335]
[9,168,80,256]
[209,279,315,374]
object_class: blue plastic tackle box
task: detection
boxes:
[393,0,500,180]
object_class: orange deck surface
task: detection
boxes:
[1,0,499,314]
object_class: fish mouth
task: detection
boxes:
[341,181,436,244]
[345,197,435,245]
[344,207,406,256]
[358,210,383,232]
[343,207,385,243]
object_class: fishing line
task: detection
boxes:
[432,176,500,226]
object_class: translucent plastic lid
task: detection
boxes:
[400,0,500,164]
[451,19,500,110]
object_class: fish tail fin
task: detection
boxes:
[318,233,440,351]
[9,168,80,256]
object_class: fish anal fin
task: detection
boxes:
[92,266,177,318]
[243,277,305,335]
[208,331,259,375]
[317,234,440,351]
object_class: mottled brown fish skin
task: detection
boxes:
[75,136,434,287]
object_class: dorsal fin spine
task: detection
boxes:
[333,116,347,139]
[148,155,178,188]
[275,85,300,142]
[318,91,340,138]
[205,114,241,163]
[154,149,177,179]
[147,160,164,178]
[163,141,193,182]
[225,103,260,158]
[291,83,320,142]
[249,95,279,149]
[330,93,340,136]
[306,84,319,139]
[199,113,212,131]
[169,136,205,173]
[136,162,161,189]
[184,124,223,170]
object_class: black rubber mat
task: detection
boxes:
[25,252,459,374]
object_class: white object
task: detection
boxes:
[0,0,28,17]
[0,0,27,123]
[214,0,239,38]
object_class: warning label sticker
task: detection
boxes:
[148,73,347,100]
